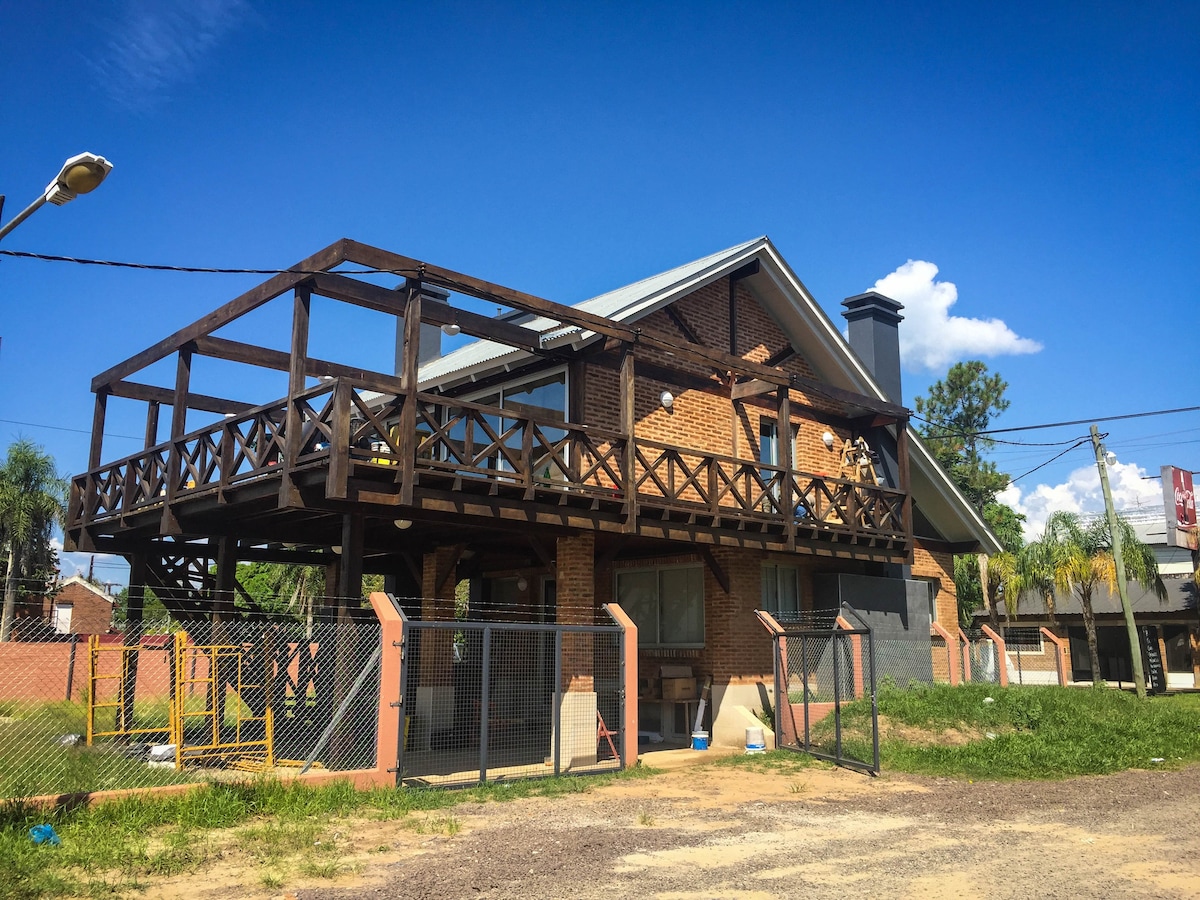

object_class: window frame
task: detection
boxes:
[761,563,801,615]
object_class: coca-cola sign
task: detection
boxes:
[1162,466,1198,550]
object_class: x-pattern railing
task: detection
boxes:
[71,377,907,546]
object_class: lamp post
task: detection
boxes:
[0,152,113,242]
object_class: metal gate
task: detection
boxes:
[395,609,628,787]
[759,604,879,775]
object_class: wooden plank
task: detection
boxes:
[730,378,775,401]
[337,514,365,603]
[279,286,311,508]
[664,305,705,346]
[110,380,255,415]
[309,271,544,352]
[779,385,794,552]
[160,346,192,536]
[896,423,914,563]
[619,346,637,530]
[91,240,347,391]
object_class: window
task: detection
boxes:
[759,419,799,513]
[913,577,939,623]
[1003,627,1044,653]
[446,369,568,473]
[615,565,704,648]
[761,564,800,615]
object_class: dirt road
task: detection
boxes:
[160,753,1200,900]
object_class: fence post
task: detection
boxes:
[836,614,864,699]
[368,592,406,786]
[930,622,959,685]
[755,610,789,748]
[65,634,79,701]
[980,624,1009,687]
[959,628,972,683]
[603,603,638,768]
[1039,627,1070,687]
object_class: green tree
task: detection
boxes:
[0,440,67,641]
[915,360,1011,511]
[1025,511,1165,684]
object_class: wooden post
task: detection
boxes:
[161,346,192,534]
[779,386,794,550]
[212,536,238,732]
[326,379,352,499]
[896,420,913,561]
[88,391,108,470]
[279,285,311,507]
[619,344,636,530]
[118,550,147,737]
[398,285,421,506]
[144,400,160,450]
[331,513,365,768]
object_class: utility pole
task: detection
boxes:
[1090,425,1146,699]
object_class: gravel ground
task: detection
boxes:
[291,759,1200,900]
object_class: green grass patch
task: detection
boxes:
[828,682,1200,780]
[0,765,656,899]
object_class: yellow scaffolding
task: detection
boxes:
[86,631,275,772]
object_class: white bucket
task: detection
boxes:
[745,725,766,754]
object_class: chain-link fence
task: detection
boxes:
[0,609,381,800]
[397,613,626,787]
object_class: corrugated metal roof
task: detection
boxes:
[417,237,767,388]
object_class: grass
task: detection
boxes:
[0,765,656,899]
[824,682,1200,780]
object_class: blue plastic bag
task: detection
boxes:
[29,824,61,847]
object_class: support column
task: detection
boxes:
[556,533,596,769]
[118,550,147,737]
[413,546,458,750]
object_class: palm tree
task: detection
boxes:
[1032,511,1165,685]
[0,440,68,641]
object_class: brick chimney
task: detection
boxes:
[841,291,904,405]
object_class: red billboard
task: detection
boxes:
[1162,465,1198,550]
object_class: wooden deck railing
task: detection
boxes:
[69,377,908,547]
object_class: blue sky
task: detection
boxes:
[2,1,1197,585]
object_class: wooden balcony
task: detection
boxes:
[67,376,911,559]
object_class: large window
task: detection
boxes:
[447,369,567,472]
[615,565,704,648]
[761,564,800,615]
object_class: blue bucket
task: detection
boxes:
[691,731,709,751]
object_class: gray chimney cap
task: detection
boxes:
[841,291,904,325]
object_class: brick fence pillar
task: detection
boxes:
[557,533,595,692]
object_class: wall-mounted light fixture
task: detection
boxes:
[441,322,461,337]
[660,391,674,410]
[331,545,342,555]
[394,519,413,530]
[516,576,529,592]
[822,431,835,451]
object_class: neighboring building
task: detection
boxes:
[977,510,1199,689]
[65,237,998,749]
[41,575,115,636]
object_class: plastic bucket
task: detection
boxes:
[745,726,766,754]
[691,731,709,751]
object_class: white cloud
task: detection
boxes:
[999,455,1163,541]
[90,0,253,110]
[871,260,1043,372]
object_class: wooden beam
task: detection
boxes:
[337,513,365,604]
[664,305,705,346]
[192,335,409,394]
[110,380,255,415]
[764,344,797,367]
[91,240,348,391]
[729,259,761,282]
[527,535,555,572]
[731,378,775,401]
[309,271,544,353]
[619,345,637,530]
[280,285,311,508]
[779,384,794,551]
[698,545,730,594]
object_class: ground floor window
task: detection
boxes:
[616,565,703,648]
[761,564,800,615]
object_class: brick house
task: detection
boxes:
[65,236,998,758]
[42,575,115,635]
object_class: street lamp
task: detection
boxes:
[0,152,113,242]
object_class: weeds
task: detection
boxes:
[637,809,655,826]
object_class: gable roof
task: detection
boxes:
[418,238,1001,554]
[55,575,115,604]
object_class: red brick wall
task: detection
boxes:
[43,581,115,635]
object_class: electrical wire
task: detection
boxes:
[0,248,418,277]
